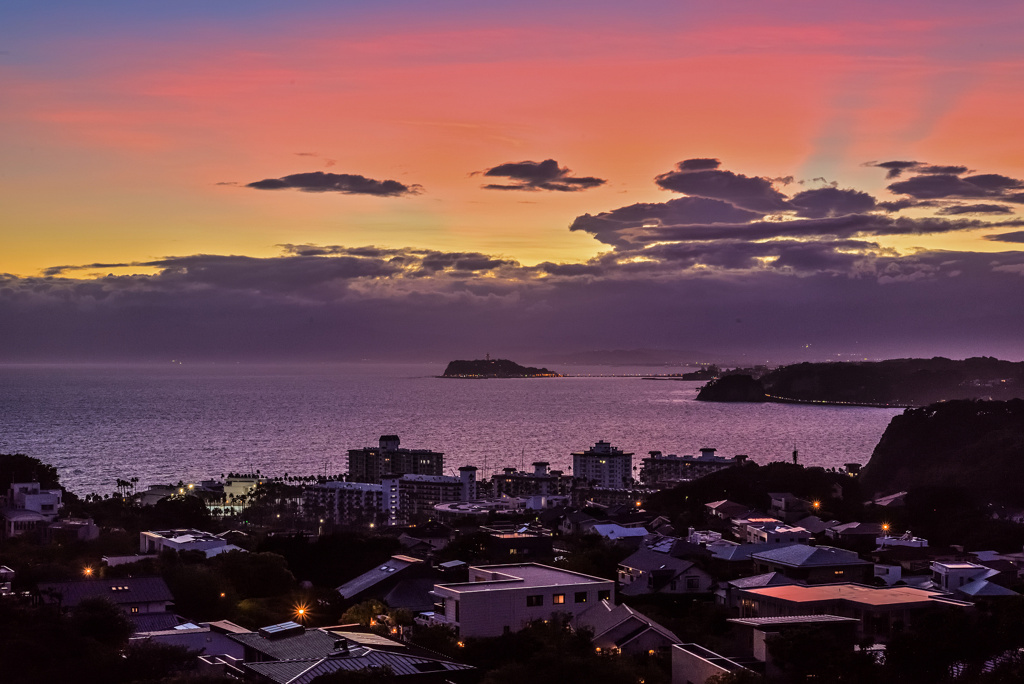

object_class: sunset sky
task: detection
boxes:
[2,1,1023,362]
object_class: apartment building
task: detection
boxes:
[571,440,633,489]
[347,435,444,484]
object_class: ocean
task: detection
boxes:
[0,363,903,496]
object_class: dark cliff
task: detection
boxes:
[860,399,1024,505]
[695,374,766,402]
[442,359,561,378]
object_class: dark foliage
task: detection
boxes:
[861,399,1024,506]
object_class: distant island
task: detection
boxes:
[441,358,562,378]
[696,357,1024,406]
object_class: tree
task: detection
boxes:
[213,550,294,598]
[341,600,388,628]
[70,597,133,649]
[705,671,765,684]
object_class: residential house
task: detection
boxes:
[931,561,1019,599]
[618,543,714,596]
[705,500,758,522]
[672,643,759,684]
[228,623,476,684]
[38,576,174,619]
[744,521,811,545]
[826,522,886,551]
[574,600,681,655]
[140,529,245,558]
[2,481,62,538]
[425,563,614,638]
[717,572,799,611]
[750,545,873,584]
[735,582,974,640]
[728,615,859,681]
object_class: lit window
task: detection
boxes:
[553,594,565,605]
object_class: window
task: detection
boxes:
[454,600,460,621]
[686,576,700,589]
[131,607,139,614]
[598,590,611,602]
[552,594,565,605]
[575,592,588,603]
[526,595,543,607]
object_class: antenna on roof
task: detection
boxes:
[792,445,799,465]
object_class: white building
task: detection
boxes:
[140,529,244,558]
[382,468,476,526]
[745,522,812,545]
[571,440,633,489]
[426,563,615,638]
[2,482,63,538]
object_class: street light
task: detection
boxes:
[83,566,93,577]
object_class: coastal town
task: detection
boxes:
[4,401,1024,684]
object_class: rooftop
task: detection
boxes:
[436,563,611,593]
[730,615,860,627]
[751,544,869,567]
[142,528,224,543]
[38,576,173,608]
[335,555,424,598]
[742,582,973,608]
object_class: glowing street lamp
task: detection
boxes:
[294,604,309,622]
[83,566,93,577]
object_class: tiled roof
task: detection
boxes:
[130,612,182,634]
[229,628,342,661]
[335,556,423,598]
[575,600,680,646]
[38,576,173,608]
[131,628,246,659]
[727,572,800,589]
[246,650,474,684]
[751,545,869,568]
[619,546,694,574]
[730,615,859,627]
[711,541,803,562]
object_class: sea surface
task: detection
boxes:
[0,363,903,496]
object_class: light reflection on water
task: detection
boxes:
[0,363,902,496]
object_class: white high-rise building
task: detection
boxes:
[571,440,633,489]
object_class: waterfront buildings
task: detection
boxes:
[303,481,385,526]
[383,467,477,526]
[639,448,747,486]
[348,435,444,484]
[489,462,573,498]
[572,440,633,489]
